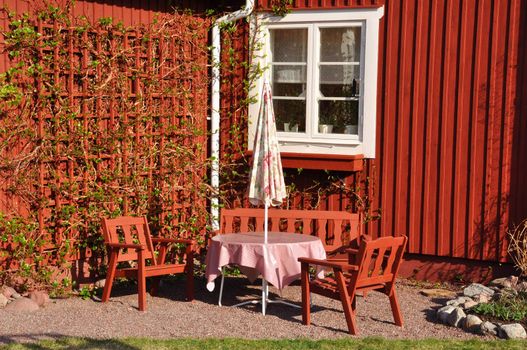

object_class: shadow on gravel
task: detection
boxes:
[424,307,439,323]
[0,335,139,348]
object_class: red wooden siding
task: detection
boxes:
[256,0,527,263]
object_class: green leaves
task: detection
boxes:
[0,5,212,290]
[472,291,527,322]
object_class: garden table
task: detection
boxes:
[205,232,326,308]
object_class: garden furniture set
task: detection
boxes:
[99,209,407,335]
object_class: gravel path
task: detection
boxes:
[0,277,486,344]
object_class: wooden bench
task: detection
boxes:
[217,208,361,254]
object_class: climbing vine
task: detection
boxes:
[0,2,212,291]
[217,10,381,224]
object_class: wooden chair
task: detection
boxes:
[298,235,408,335]
[100,216,195,311]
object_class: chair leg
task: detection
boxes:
[137,250,147,311]
[101,251,118,303]
[388,286,403,327]
[300,262,311,326]
[335,269,358,335]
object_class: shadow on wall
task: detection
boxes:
[465,0,527,267]
[510,0,527,235]
[399,253,516,284]
[468,195,511,263]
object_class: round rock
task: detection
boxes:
[498,323,527,339]
[463,283,495,298]
[479,321,498,336]
[463,314,482,332]
[0,293,8,308]
[437,305,456,324]
[446,307,466,328]
[29,290,50,307]
[1,286,17,299]
[4,297,40,312]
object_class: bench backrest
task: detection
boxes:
[219,208,361,253]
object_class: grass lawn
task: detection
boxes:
[1,338,525,350]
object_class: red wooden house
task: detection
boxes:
[0,0,526,282]
[214,0,527,281]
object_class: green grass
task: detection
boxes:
[1,338,525,350]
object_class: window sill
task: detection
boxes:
[246,151,364,172]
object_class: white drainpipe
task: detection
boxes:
[211,0,255,231]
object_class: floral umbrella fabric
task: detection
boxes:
[248,80,287,210]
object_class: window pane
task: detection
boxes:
[270,29,307,62]
[318,100,359,134]
[319,65,360,97]
[320,27,361,62]
[273,99,306,132]
[273,65,306,97]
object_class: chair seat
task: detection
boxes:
[311,277,387,299]
[115,263,188,278]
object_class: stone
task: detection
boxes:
[94,279,106,289]
[420,288,457,298]
[447,296,471,307]
[437,305,456,324]
[446,307,466,327]
[479,321,498,336]
[0,294,8,308]
[4,297,40,312]
[515,281,527,292]
[463,283,495,298]
[498,323,527,339]
[463,314,483,332]
[462,300,478,309]
[474,293,491,303]
[489,276,517,289]
[28,290,49,307]
[1,286,17,299]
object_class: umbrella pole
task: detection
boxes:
[262,202,269,315]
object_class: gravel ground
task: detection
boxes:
[0,277,487,344]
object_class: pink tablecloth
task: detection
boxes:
[205,232,326,291]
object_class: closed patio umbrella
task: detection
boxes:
[247,78,287,314]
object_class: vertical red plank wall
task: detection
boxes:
[254,0,527,263]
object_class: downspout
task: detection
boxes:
[211,0,255,231]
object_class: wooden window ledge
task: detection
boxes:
[246,152,364,172]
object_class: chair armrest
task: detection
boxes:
[345,248,359,255]
[298,257,359,272]
[107,243,145,250]
[151,237,195,246]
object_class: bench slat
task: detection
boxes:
[218,208,361,253]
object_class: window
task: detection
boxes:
[249,8,384,158]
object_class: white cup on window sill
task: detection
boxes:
[284,123,299,132]
[319,124,333,134]
[345,125,358,134]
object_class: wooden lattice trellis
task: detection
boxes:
[0,10,211,280]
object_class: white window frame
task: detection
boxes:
[248,7,384,158]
